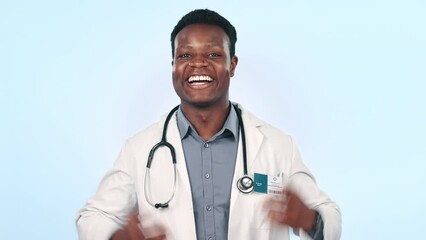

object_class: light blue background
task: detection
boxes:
[1,1,425,239]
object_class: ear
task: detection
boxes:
[230,56,238,77]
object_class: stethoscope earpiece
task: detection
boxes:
[155,203,169,209]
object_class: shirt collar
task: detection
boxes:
[176,104,239,141]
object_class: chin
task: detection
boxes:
[182,98,229,110]
[185,101,213,108]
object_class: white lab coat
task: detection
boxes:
[76,105,341,240]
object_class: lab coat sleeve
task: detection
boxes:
[76,140,138,240]
[288,138,342,240]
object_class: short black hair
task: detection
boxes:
[170,9,237,58]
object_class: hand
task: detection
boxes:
[265,190,317,232]
[111,215,166,240]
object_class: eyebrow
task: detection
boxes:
[176,43,224,49]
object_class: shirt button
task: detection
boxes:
[204,142,209,148]
[205,173,210,179]
[206,205,212,211]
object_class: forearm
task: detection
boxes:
[76,211,122,240]
[77,140,139,240]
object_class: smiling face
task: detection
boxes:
[172,24,238,109]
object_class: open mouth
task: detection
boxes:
[187,75,213,85]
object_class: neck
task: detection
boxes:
[180,101,230,141]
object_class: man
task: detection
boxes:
[76,9,341,240]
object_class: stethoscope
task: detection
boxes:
[144,103,253,209]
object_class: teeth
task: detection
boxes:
[188,75,213,83]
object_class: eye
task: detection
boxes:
[208,52,221,57]
[177,53,191,59]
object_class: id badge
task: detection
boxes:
[253,172,284,196]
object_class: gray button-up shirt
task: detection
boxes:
[176,106,239,240]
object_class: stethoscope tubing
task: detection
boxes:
[144,103,253,209]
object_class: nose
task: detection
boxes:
[188,55,208,68]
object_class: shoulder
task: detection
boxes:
[237,103,300,171]
[238,103,295,147]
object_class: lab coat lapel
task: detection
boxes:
[166,114,193,208]
[165,114,197,239]
[229,108,264,228]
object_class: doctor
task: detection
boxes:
[76,9,341,240]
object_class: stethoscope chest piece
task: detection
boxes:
[237,175,254,193]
